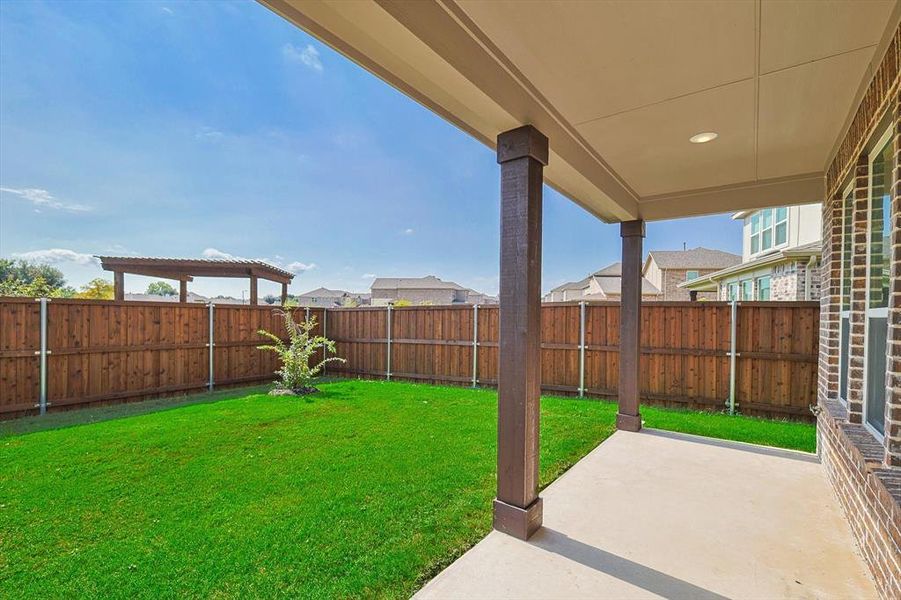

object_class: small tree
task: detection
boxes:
[393,299,412,307]
[76,278,114,299]
[146,281,177,296]
[257,309,345,395]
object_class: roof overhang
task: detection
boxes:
[260,0,899,223]
[679,245,822,290]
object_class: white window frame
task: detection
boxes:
[755,275,771,301]
[837,180,854,406]
[685,270,699,281]
[740,279,754,301]
[862,125,893,442]
[749,207,789,257]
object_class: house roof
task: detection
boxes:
[679,241,822,291]
[646,247,742,270]
[587,275,662,297]
[298,287,353,298]
[550,262,623,293]
[371,275,466,290]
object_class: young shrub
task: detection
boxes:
[257,309,345,395]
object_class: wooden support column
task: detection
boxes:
[179,280,188,303]
[618,220,645,432]
[281,282,288,305]
[494,125,547,540]
[689,290,698,302]
[249,275,258,306]
[113,271,124,301]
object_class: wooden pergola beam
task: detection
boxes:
[494,125,547,541]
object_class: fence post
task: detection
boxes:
[472,303,479,387]
[386,305,392,380]
[35,298,49,415]
[208,303,215,392]
[579,301,586,398]
[321,308,327,376]
[728,299,738,415]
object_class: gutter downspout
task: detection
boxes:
[805,255,817,300]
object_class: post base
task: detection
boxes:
[493,497,543,540]
[616,412,642,432]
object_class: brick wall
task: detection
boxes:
[661,268,719,301]
[818,58,900,597]
[818,399,901,598]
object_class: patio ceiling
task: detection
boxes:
[260,0,899,222]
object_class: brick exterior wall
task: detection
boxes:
[817,28,900,596]
[771,260,821,300]
[886,94,901,467]
[818,398,901,599]
[660,268,719,301]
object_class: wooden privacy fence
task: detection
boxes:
[0,298,819,421]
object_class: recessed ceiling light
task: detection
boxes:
[690,132,718,144]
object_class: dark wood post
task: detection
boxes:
[618,220,645,431]
[494,124,547,540]
[281,282,288,305]
[249,275,258,306]
[689,290,698,302]
[179,280,188,303]
[113,271,124,301]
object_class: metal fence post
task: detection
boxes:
[386,305,392,380]
[472,303,479,387]
[208,303,215,392]
[305,306,310,322]
[579,301,586,398]
[35,298,49,415]
[321,308,328,376]
[728,299,738,415]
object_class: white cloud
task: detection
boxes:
[12,248,99,266]
[194,126,224,141]
[0,187,92,212]
[282,43,323,71]
[284,261,316,274]
[202,248,315,275]
[402,228,414,235]
[160,6,174,15]
[362,273,376,279]
[202,247,237,260]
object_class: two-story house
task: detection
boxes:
[370,276,496,306]
[680,203,822,301]
[642,247,742,301]
[543,262,663,303]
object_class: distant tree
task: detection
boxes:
[263,294,279,305]
[146,281,177,296]
[392,299,412,307]
[0,259,76,298]
[0,259,67,289]
[341,296,359,308]
[76,278,114,299]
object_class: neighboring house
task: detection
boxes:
[125,292,245,305]
[543,262,662,302]
[370,275,496,306]
[680,204,822,301]
[643,247,742,301]
[294,287,370,308]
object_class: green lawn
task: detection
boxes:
[0,380,814,598]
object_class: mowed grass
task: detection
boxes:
[0,380,815,599]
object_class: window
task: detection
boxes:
[750,207,789,255]
[863,128,893,436]
[740,280,753,301]
[839,184,853,405]
[685,270,699,281]
[727,282,738,301]
[756,276,771,301]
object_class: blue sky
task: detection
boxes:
[0,0,741,298]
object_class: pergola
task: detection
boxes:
[96,256,295,304]
[259,0,899,540]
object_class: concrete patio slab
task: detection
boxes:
[415,429,876,600]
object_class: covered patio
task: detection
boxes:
[416,429,875,599]
[261,1,900,597]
